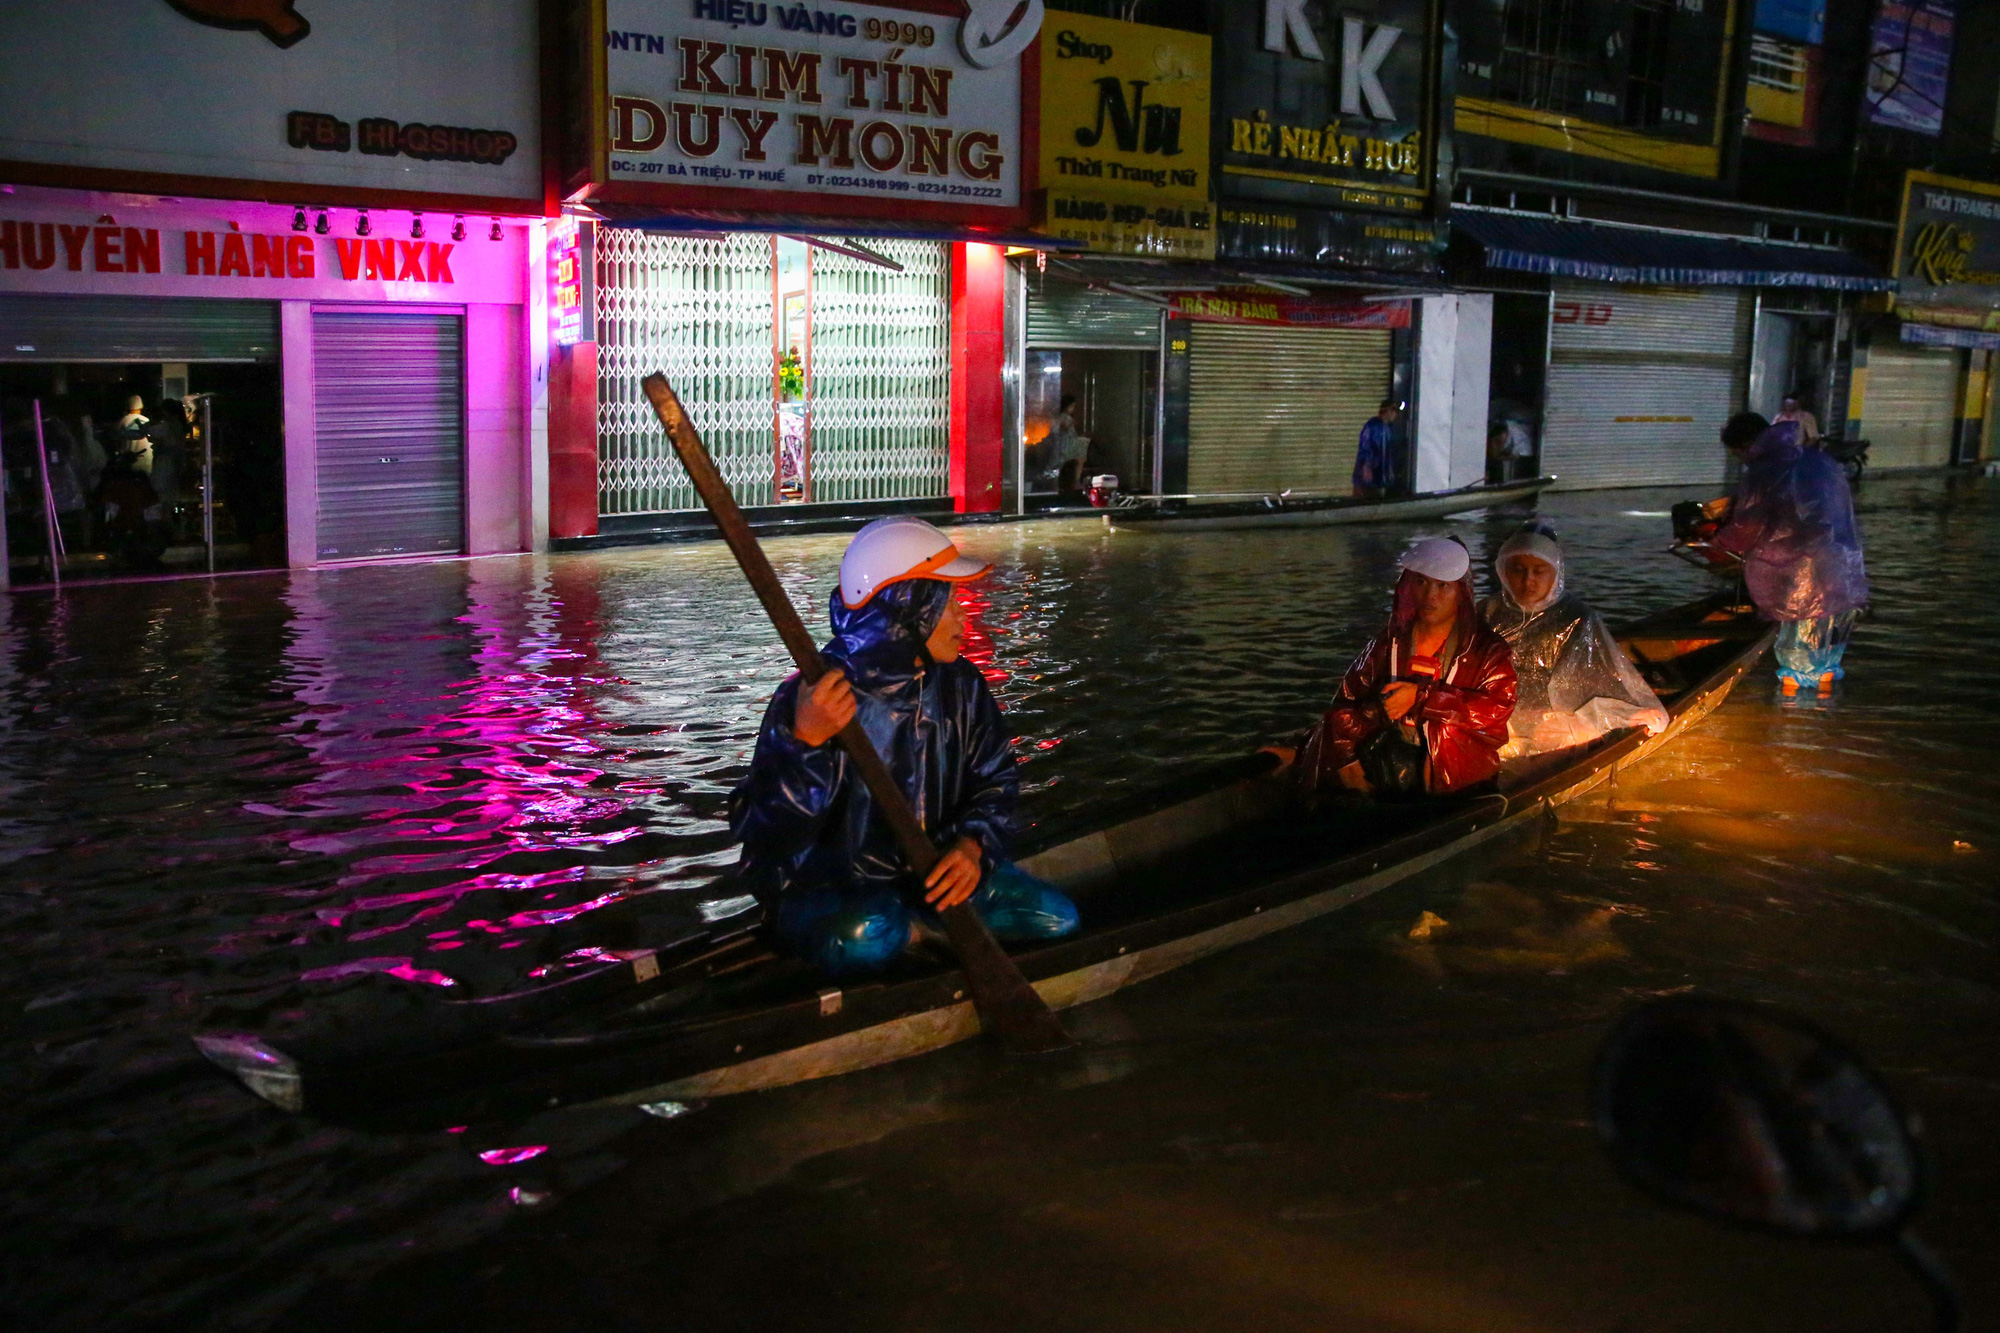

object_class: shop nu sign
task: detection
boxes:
[593,0,1032,220]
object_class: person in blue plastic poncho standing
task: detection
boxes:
[730,517,1079,978]
[1353,399,1400,499]
[1714,412,1870,695]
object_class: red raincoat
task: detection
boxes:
[1305,569,1518,795]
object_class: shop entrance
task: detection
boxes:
[2,359,284,584]
[1749,308,1836,434]
[1023,348,1158,503]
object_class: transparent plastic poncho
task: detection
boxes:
[1714,421,1869,622]
[1480,538,1668,758]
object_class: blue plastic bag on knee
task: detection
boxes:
[972,862,1080,942]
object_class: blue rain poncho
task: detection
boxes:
[1713,422,1869,622]
[1479,527,1669,760]
[730,579,1017,908]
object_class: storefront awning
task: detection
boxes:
[1041,254,1440,297]
[1454,211,1894,291]
[578,203,1077,252]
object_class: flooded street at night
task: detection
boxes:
[4,473,1997,1331]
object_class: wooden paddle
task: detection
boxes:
[640,373,1074,1055]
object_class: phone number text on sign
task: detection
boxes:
[603,0,1024,210]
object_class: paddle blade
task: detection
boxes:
[940,902,1075,1054]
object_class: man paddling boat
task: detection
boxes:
[731,518,1079,978]
[1271,537,1517,798]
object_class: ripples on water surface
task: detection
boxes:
[2,476,1996,1329]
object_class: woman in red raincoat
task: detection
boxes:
[1288,537,1517,797]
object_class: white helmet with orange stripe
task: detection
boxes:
[838,517,992,609]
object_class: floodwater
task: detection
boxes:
[3,475,1996,1331]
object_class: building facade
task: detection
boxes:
[0,0,549,588]
[1446,0,2000,489]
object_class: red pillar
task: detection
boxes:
[950,243,1005,514]
[547,340,599,539]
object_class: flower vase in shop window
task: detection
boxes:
[777,344,807,502]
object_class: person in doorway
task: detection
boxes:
[1479,522,1669,760]
[1713,412,1869,695]
[1353,399,1400,499]
[118,395,156,476]
[1051,393,1090,494]
[1485,421,1513,484]
[1269,536,1516,798]
[731,517,1080,978]
[1773,393,1821,446]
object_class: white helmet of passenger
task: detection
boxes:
[838,516,992,609]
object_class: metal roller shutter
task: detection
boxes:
[1860,344,1959,470]
[1026,273,1160,348]
[313,310,464,560]
[1185,324,1391,495]
[1542,282,1751,490]
[0,294,278,362]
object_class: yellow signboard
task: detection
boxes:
[1037,14,1213,259]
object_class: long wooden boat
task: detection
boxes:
[195,590,1771,1128]
[1106,476,1552,534]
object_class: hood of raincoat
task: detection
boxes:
[1494,524,1566,615]
[823,579,953,692]
[1714,421,1869,621]
[1479,527,1668,756]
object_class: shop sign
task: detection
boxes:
[0,0,540,209]
[0,188,526,304]
[1215,0,1437,219]
[1867,1,1955,136]
[1036,14,1214,259]
[549,218,592,346]
[1163,289,1408,327]
[1892,170,2000,323]
[594,0,1034,221]
[1216,202,1437,272]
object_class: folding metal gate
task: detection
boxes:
[592,230,950,514]
[807,241,951,504]
[312,310,465,560]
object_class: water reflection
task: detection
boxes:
[1,476,1994,1329]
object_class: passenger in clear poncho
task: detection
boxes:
[1479,524,1669,761]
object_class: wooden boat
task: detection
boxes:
[1106,476,1552,534]
[196,590,1772,1128]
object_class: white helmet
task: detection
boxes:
[838,517,991,609]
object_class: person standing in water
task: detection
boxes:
[1480,522,1668,760]
[1271,537,1516,797]
[731,517,1079,978]
[1353,399,1400,500]
[1713,412,1869,695]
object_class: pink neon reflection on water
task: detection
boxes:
[244,574,731,992]
[299,956,457,987]
[477,1145,549,1166]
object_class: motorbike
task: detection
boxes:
[1822,436,1870,484]
[1596,996,1963,1332]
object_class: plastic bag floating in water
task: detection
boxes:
[192,1032,304,1112]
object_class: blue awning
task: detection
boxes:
[1454,210,1893,291]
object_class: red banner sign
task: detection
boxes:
[1163,290,1409,328]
